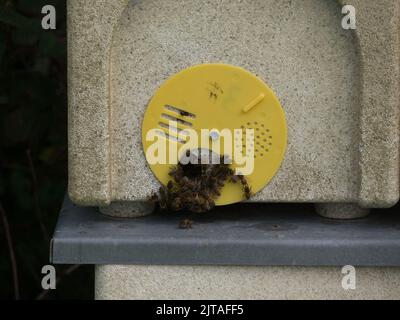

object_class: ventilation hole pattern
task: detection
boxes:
[239,121,272,159]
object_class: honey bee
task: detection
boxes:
[149,149,252,217]
[148,192,159,203]
[158,186,169,210]
[243,185,252,200]
[230,175,241,184]
[170,196,184,211]
[179,219,193,229]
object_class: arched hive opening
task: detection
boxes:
[109,0,360,201]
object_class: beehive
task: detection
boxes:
[68,0,399,218]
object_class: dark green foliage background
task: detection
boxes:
[0,0,93,299]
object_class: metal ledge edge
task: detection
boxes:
[51,195,400,266]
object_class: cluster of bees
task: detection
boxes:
[150,149,252,217]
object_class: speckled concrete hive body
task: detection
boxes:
[68,0,400,213]
[95,265,400,300]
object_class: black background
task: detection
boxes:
[0,0,93,300]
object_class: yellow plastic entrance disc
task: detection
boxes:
[142,64,287,205]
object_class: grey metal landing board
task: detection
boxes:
[51,195,400,266]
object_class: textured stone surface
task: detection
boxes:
[67,0,129,206]
[99,201,155,218]
[68,0,399,211]
[345,0,400,208]
[315,203,369,219]
[95,265,400,300]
